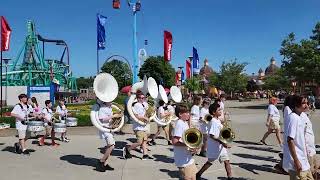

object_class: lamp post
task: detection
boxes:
[126,0,141,84]
[1,58,11,116]
[291,80,297,94]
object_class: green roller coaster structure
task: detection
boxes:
[2,20,77,92]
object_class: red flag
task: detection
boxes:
[1,16,12,51]
[186,60,191,79]
[164,30,172,61]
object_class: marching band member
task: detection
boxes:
[39,100,59,147]
[190,96,202,129]
[196,102,233,180]
[199,99,211,157]
[123,92,153,160]
[56,99,70,142]
[149,100,171,146]
[259,97,283,146]
[167,100,176,140]
[172,104,198,180]
[96,100,117,172]
[283,96,313,179]
[11,94,33,155]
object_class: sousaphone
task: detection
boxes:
[127,76,158,126]
[90,73,125,133]
[154,85,171,126]
[167,86,182,121]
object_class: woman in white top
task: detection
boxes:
[190,95,202,129]
[260,97,282,146]
[149,100,171,145]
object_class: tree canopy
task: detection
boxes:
[209,60,248,95]
[138,56,176,87]
[101,59,132,88]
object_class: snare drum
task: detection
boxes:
[27,121,45,132]
[66,117,78,127]
[0,123,10,130]
[54,123,67,133]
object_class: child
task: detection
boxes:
[96,100,118,172]
[149,100,171,145]
[196,102,232,180]
[199,98,211,157]
[56,99,70,142]
[172,104,198,180]
[283,95,313,179]
[39,100,59,147]
[11,94,33,155]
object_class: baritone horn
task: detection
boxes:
[182,128,203,149]
[90,73,125,133]
[219,122,235,144]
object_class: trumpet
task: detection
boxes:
[182,128,203,150]
[202,114,213,124]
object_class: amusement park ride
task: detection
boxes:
[2,20,77,92]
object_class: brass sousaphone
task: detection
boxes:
[127,76,158,125]
[90,73,125,133]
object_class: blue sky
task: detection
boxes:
[1,0,320,78]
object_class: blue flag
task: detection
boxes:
[97,14,107,50]
[181,70,185,81]
[192,47,200,74]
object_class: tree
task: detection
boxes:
[76,76,94,89]
[138,56,176,87]
[184,77,201,94]
[101,59,132,88]
[218,60,248,97]
[263,69,290,91]
[280,22,320,85]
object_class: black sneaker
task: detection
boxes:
[167,141,172,145]
[96,161,106,172]
[123,147,132,159]
[227,177,233,180]
[199,151,207,157]
[150,140,156,145]
[142,155,153,160]
[104,164,114,171]
[196,173,201,180]
[14,143,21,154]
[22,150,30,155]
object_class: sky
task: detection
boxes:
[1,0,320,78]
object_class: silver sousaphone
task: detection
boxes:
[127,76,158,126]
[90,73,125,133]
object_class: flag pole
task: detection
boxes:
[96,14,99,75]
[1,16,3,116]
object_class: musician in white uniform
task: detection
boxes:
[56,99,70,142]
[96,101,118,172]
[39,100,59,147]
[123,92,153,160]
[149,100,171,145]
[190,95,202,129]
[199,98,211,157]
[11,94,33,155]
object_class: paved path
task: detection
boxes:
[0,100,319,180]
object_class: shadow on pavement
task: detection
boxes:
[159,168,180,179]
[1,146,35,154]
[0,143,5,145]
[218,177,253,180]
[126,138,137,143]
[231,163,279,175]
[152,154,174,163]
[60,154,100,171]
[233,153,279,163]
[238,145,281,154]
[233,140,261,145]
